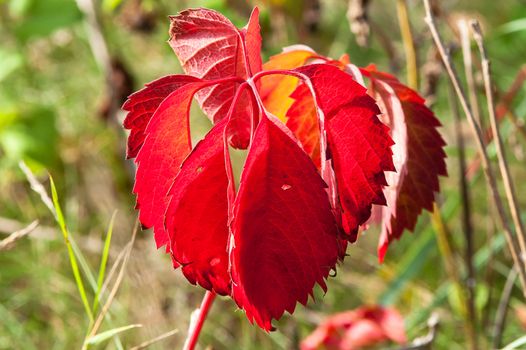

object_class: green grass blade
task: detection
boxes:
[502,335,526,350]
[93,211,117,314]
[379,172,482,305]
[49,175,94,323]
[379,193,460,305]
[405,233,506,334]
[498,18,526,34]
[85,324,142,346]
[59,229,124,350]
[69,236,97,290]
[0,302,38,350]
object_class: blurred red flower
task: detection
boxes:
[301,306,407,350]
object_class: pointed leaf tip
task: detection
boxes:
[231,114,342,330]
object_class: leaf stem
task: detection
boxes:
[252,68,306,83]
[184,291,216,350]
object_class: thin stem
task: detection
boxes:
[454,19,479,344]
[471,20,526,262]
[0,220,38,251]
[396,0,418,89]
[430,203,475,346]
[184,291,216,350]
[493,268,518,349]
[75,0,111,75]
[450,78,478,350]
[508,110,526,141]
[400,5,477,345]
[130,329,179,350]
[422,0,526,296]
[83,219,139,347]
[459,20,482,126]
[397,3,479,343]
[461,65,526,179]
[252,68,307,83]
[496,65,526,124]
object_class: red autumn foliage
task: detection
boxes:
[122,7,445,330]
[361,66,447,261]
[300,306,407,350]
[261,48,446,261]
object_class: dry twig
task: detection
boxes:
[471,21,526,261]
[347,0,370,47]
[458,20,482,126]
[450,77,478,349]
[396,313,439,350]
[422,0,526,296]
[129,329,179,350]
[0,220,39,251]
[18,161,55,217]
[421,47,442,104]
[493,268,518,349]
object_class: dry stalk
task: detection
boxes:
[0,220,39,251]
[458,20,482,126]
[422,0,526,296]
[471,21,526,262]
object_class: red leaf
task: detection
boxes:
[133,80,206,249]
[301,306,407,350]
[241,8,263,77]
[295,64,395,238]
[260,46,318,119]
[286,84,321,167]
[168,8,262,148]
[362,66,447,261]
[165,119,231,295]
[230,114,343,331]
[122,75,200,158]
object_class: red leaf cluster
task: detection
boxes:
[261,48,446,261]
[122,7,445,330]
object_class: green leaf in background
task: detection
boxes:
[502,334,526,350]
[499,18,526,34]
[0,106,17,131]
[101,0,124,13]
[6,0,32,17]
[192,0,245,27]
[0,48,23,82]
[405,233,506,335]
[446,283,489,318]
[11,0,82,41]
[0,107,59,171]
